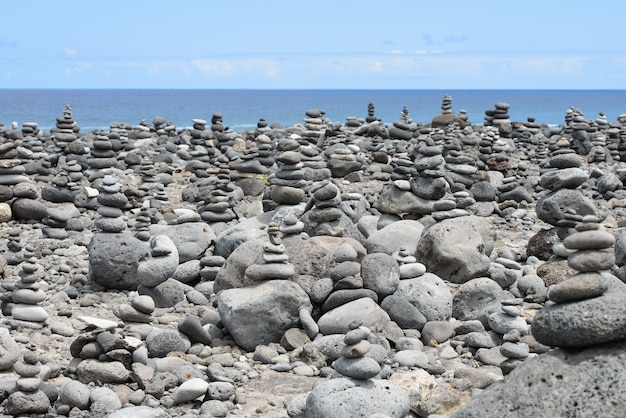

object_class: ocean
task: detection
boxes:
[1,89,625,133]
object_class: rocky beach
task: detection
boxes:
[0,97,626,417]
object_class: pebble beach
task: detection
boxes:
[1,96,626,417]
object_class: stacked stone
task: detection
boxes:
[5,228,24,265]
[200,254,226,282]
[0,141,36,223]
[444,149,478,192]
[494,298,531,373]
[211,113,225,134]
[431,95,466,129]
[255,134,275,167]
[485,102,511,126]
[319,243,367,313]
[303,109,326,132]
[113,294,156,324]
[567,110,592,155]
[328,146,362,178]
[496,175,533,208]
[255,117,270,134]
[389,106,415,140]
[51,104,80,150]
[244,222,296,282]
[410,145,451,214]
[587,122,610,163]
[189,118,212,142]
[94,175,128,233]
[535,141,596,229]
[21,122,40,138]
[279,214,305,236]
[390,153,415,181]
[136,234,183,308]
[268,148,307,207]
[300,143,330,182]
[301,181,347,238]
[531,215,622,349]
[231,138,268,196]
[344,116,363,130]
[476,129,497,167]
[133,204,153,241]
[393,247,426,280]
[41,203,81,240]
[87,133,118,172]
[5,350,50,416]
[332,322,381,379]
[365,102,378,123]
[11,257,49,326]
[198,174,238,224]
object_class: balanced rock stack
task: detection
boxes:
[303,322,410,417]
[301,181,364,242]
[189,118,212,141]
[567,109,593,155]
[327,145,361,178]
[113,294,156,324]
[390,153,415,181]
[51,104,80,150]
[365,101,378,123]
[389,105,416,140]
[299,142,330,182]
[320,242,370,313]
[21,122,40,138]
[531,215,626,348]
[302,108,326,135]
[10,256,49,326]
[279,214,305,236]
[211,113,225,134]
[94,175,128,233]
[587,121,610,163]
[198,174,238,224]
[231,137,269,197]
[87,133,118,172]
[393,246,426,280]
[483,103,511,140]
[431,94,466,129]
[535,141,596,228]
[495,298,531,373]
[268,147,307,207]
[136,234,183,308]
[5,350,51,416]
[244,222,296,282]
[411,144,452,214]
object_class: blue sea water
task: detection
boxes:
[1,89,625,133]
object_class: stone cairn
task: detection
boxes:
[51,104,80,151]
[136,234,183,308]
[244,222,296,283]
[327,145,361,178]
[320,242,370,314]
[267,145,307,208]
[431,94,467,129]
[388,106,415,141]
[494,298,531,374]
[332,322,380,379]
[393,246,426,280]
[6,349,51,416]
[86,132,118,176]
[198,174,238,224]
[10,256,49,326]
[94,175,128,233]
[532,214,621,348]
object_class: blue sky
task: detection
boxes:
[1,1,625,89]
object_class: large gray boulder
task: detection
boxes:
[535,188,597,226]
[453,277,508,327]
[88,232,150,290]
[360,252,400,299]
[531,293,626,348]
[392,273,453,321]
[415,216,494,284]
[217,280,312,351]
[317,297,390,335]
[365,219,424,255]
[451,341,626,417]
[305,377,410,418]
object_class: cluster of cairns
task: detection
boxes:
[1,97,626,416]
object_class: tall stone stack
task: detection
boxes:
[10,256,49,326]
[86,133,118,174]
[198,174,238,224]
[244,222,296,283]
[531,214,626,348]
[93,175,128,233]
[268,147,307,207]
[51,104,80,151]
[5,350,51,416]
[365,102,378,123]
[389,106,416,140]
[431,94,466,129]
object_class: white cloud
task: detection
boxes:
[64,48,78,58]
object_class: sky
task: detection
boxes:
[1,1,625,90]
